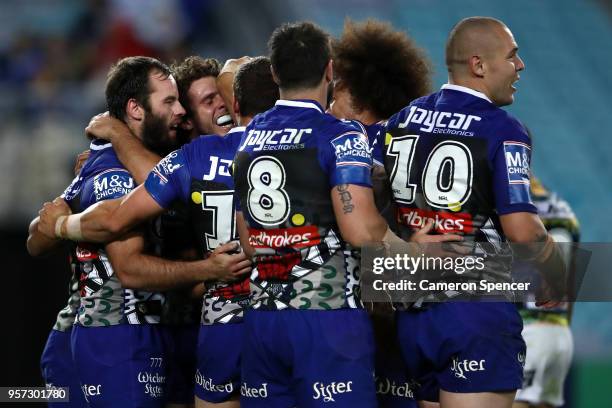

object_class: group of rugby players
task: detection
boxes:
[28,15,576,408]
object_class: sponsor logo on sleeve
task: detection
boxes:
[93,169,134,200]
[152,151,182,184]
[331,131,373,167]
[503,141,531,184]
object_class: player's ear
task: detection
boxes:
[126,98,144,121]
[324,59,333,84]
[470,55,485,78]
[270,66,280,86]
[233,99,241,119]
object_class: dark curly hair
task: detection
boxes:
[333,19,432,120]
[171,56,221,116]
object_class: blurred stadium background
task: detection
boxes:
[0,0,610,406]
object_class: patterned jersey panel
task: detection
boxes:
[145,127,250,324]
[384,85,537,292]
[70,140,164,326]
[233,100,372,310]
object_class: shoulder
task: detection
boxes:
[386,92,437,129]
[321,114,367,137]
[488,109,530,144]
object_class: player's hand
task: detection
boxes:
[85,112,128,142]
[409,219,468,258]
[535,282,563,309]
[38,197,71,238]
[204,242,252,282]
[219,56,253,77]
[74,150,90,175]
[217,56,253,117]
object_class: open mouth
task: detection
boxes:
[216,114,234,128]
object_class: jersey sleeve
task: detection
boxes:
[144,149,190,209]
[367,124,385,167]
[81,168,135,209]
[60,175,83,203]
[321,122,373,187]
[491,120,537,215]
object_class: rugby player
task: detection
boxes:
[28,189,88,408]
[384,17,566,408]
[36,56,248,407]
[330,19,432,408]
[231,21,459,408]
[514,175,578,408]
[38,57,279,408]
[80,56,230,408]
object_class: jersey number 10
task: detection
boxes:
[387,135,474,209]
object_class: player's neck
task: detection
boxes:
[448,77,492,101]
[351,110,380,126]
[279,86,327,109]
[125,118,144,141]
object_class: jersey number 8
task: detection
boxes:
[247,156,291,226]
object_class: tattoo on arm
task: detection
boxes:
[336,184,354,214]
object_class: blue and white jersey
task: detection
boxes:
[384,84,537,287]
[63,140,164,326]
[233,99,373,311]
[367,122,386,167]
[145,127,248,324]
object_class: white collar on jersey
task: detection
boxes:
[89,141,112,150]
[226,126,246,135]
[441,83,492,103]
[275,99,324,114]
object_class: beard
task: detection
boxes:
[141,112,179,156]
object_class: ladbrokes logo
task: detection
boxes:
[249,225,319,249]
[76,244,98,261]
[312,381,353,403]
[398,208,472,234]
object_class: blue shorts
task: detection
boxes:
[241,308,377,408]
[71,324,170,407]
[40,328,88,408]
[164,324,198,404]
[371,315,417,408]
[195,323,243,403]
[396,302,526,402]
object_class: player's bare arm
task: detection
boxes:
[500,212,567,304]
[38,184,164,243]
[106,232,251,292]
[86,112,161,183]
[331,184,463,248]
[26,215,65,257]
[331,183,387,247]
